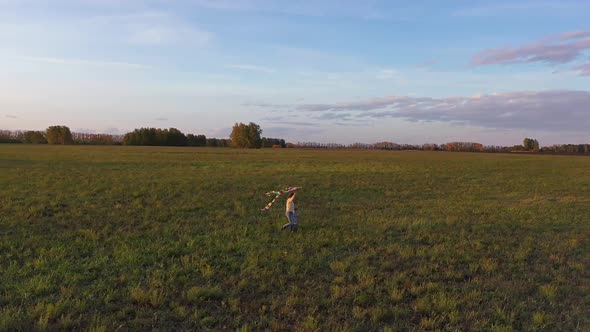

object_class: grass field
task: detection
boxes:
[1,145,589,331]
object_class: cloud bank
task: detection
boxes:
[473,30,590,76]
[573,63,590,76]
[291,90,590,131]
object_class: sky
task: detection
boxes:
[1,0,589,145]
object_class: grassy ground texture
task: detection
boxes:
[1,145,589,331]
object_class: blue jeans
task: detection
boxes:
[282,211,298,231]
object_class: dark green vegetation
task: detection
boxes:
[1,145,589,331]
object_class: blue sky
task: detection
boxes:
[1,0,589,145]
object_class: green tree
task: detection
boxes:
[523,138,539,152]
[123,127,189,146]
[164,128,188,146]
[0,130,24,143]
[524,138,531,150]
[206,138,218,147]
[230,122,262,148]
[247,122,262,148]
[24,131,47,144]
[229,123,246,148]
[187,134,207,146]
[261,137,286,148]
[46,126,73,144]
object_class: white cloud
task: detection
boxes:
[376,69,398,79]
[17,56,154,69]
[0,9,213,52]
[121,14,213,46]
[225,64,274,73]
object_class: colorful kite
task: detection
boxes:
[261,186,301,211]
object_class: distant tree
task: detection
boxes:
[143,128,158,145]
[197,135,207,146]
[123,127,191,146]
[24,131,47,144]
[229,123,244,148]
[72,132,123,145]
[261,137,287,148]
[422,143,438,151]
[443,142,484,152]
[373,142,400,150]
[0,130,11,143]
[541,143,590,154]
[206,138,219,147]
[164,128,188,146]
[247,122,262,148]
[230,123,247,148]
[46,126,73,144]
[187,134,207,146]
[230,122,263,148]
[349,143,372,149]
[123,130,137,145]
[523,138,539,152]
[295,142,346,149]
[124,128,151,145]
[0,130,25,143]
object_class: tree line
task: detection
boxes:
[0,123,279,149]
[1,125,588,154]
[1,126,80,144]
[0,127,231,147]
[290,138,590,154]
[1,127,126,145]
[292,141,489,151]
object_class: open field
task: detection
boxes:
[1,145,589,331]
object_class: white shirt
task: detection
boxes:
[286,196,295,212]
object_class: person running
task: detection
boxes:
[281,192,298,231]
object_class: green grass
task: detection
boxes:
[1,145,589,331]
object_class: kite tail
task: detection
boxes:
[261,194,280,211]
[261,186,301,211]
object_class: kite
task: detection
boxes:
[261,186,301,211]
